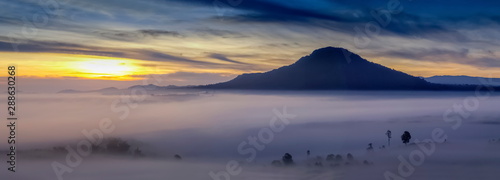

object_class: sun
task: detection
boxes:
[71,58,139,79]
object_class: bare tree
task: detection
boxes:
[386,130,392,146]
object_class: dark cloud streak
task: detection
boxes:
[382,48,500,68]
[0,37,265,71]
[94,29,184,41]
[209,53,247,64]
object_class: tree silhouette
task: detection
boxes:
[347,153,354,161]
[314,156,323,167]
[386,130,392,146]
[174,154,182,160]
[282,153,294,166]
[52,146,66,153]
[133,147,144,158]
[401,131,412,145]
[91,144,103,154]
[326,154,335,162]
[335,154,343,162]
[106,138,131,154]
[367,143,374,152]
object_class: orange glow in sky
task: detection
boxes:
[70,59,139,79]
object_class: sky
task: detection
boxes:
[1,0,500,92]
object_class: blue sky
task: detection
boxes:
[1,0,500,91]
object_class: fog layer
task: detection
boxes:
[1,90,499,179]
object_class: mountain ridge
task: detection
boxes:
[58,47,499,92]
[199,47,461,90]
[425,75,500,86]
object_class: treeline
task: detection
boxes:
[52,138,144,158]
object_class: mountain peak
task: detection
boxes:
[295,46,358,65]
[311,46,350,55]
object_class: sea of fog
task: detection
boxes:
[1,90,500,180]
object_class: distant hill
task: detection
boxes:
[128,84,181,91]
[58,87,119,94]
[199,47,480,90]
[425,76,500,86]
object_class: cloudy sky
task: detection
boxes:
[1,0,500,92]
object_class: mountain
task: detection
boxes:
[425,76,500,86]
[58,87,119,94]
[57,89,81,93]
[200,47,468,90]
[127,84,187,91]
